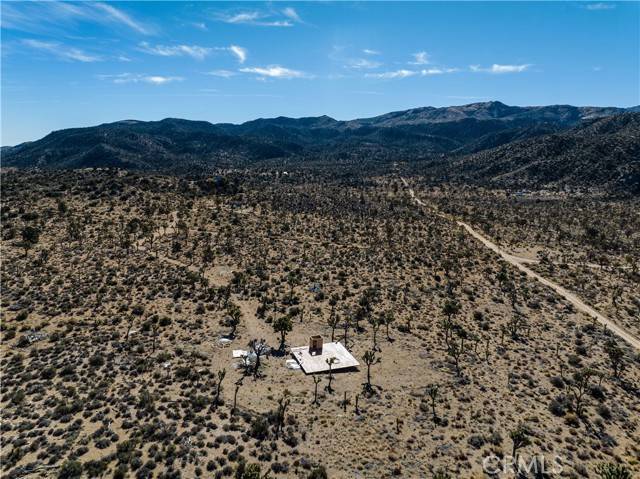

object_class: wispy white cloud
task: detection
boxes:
[409,51,430,65]
[192,22,208,31]
[366,67,458,79]
[93,3,151,34]
[217,7,302,27]
[98,73,183,85]
[240,65,310,79]
[421,67,459,75]
[282,7,302,23]
[366,69,417,79]
[22,39,101,62]
[219,11,292,27]
[2,1,153,35]
[470,64,531,74]
[138,42,247,63]
[205,70,238,78]
[585,2,616,10]
[138,42,212,60]
[330,45,382,70]
[347,58,383,69]
[229,45,247,64]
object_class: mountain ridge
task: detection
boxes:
[2,101,639,192]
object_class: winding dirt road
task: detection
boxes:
[401,178,640,351]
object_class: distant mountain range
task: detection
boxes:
[2,101,639,192]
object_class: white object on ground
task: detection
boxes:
[232,350,248,358]
[285,359,301,370]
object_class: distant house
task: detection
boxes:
[290,336,359,374]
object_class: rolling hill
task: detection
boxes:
[448,112,640,193]
[2,101,638,192]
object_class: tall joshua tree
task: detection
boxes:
[362,349,381,394]
[312,375,322,406]
[510,423,530,466]
[248,339,268,379]
[273,316,293,352]
[325,357,337,393]
[214,369,226,407]
[425,384,439,422]
[225,302,242,338]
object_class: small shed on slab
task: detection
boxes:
[290,337,359,374]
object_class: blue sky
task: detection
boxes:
[1,1,638,145]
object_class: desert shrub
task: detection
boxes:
[549,398,566,417]
[240,463,261,479]
[597,404,612,420]
[549,376,564,388]
[595,463,632,479]
[58,460,82,479]
[83,459,108,477]
[249,417,269,441]
[308,466,328,479]
[467,434,485,449]
[564,413,580,427]
[589,385,606,400]
[89,354,105,368]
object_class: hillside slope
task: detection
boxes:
[450,113,640,192]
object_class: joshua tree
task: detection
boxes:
[327,312,340,342]
[232,376,243,415]
[248,339,268,378]
[286,272,300,303]
[383,311,395,341]
[510,423,531,465]
[440,318,454,349]
[506,312,527,340]
[425,384,439,422]
[225,302,242,338]
[442,299,460,323]
[447,336,464,377]
[150,316,160,353]
[362,349,381,394]
[20,226,40,257]
[325,357,337,393]
[342,310,352,348]
[566,368,594,418]
[356,287,379,332]
[604,340,625,379]
[369,315,382,351]
[274,392,291,439]
[312,375,322,405]
[214,369,226,407]
[273,316,293,351]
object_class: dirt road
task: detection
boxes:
[401,178,640,351]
